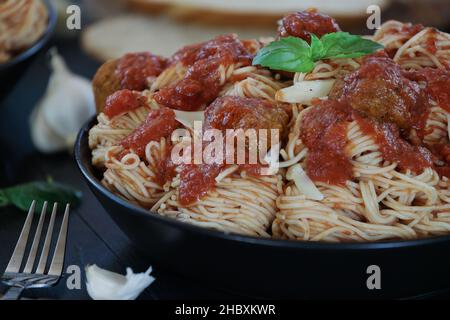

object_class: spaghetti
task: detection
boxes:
[89,13,450,241]
[373,20,450,70]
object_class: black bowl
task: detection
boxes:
[0,0,57,102]
[75,117,450,299]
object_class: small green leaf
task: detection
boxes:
[253,37,315,73]
[1,181,82,212]
[320,32,384,59]
[310,34,325,61]
[251,32,383,74]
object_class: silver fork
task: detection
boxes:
[1,200,70,300]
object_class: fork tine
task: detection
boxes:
[23,202,48,274]
[35,203,57,274]
[48,204,70,276]
[5,200,36,273]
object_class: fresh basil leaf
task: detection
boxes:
[320,32,384,59]
[252,32,383,73]
[310,34,325,61]
[253,37,315,73]
[1,181,82,212]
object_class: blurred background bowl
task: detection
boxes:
[0,0,57,103]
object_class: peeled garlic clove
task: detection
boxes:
[30,101,67,153]
[42,50,95,146]
[85,264,155,300]
[276,79,335,105]
[31,48,95,153]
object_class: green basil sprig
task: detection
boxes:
[253,32,384,73]
[0,181,82,212]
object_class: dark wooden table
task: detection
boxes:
[0,37,237,300]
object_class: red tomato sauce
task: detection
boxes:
[154,35,253,111]
[168,34,253,67]
[278,8,341,42]
[168,43,203,67]
[204,96,288,131]
[404,67,450,113]
[302,54,449,184]
[354,114,434,173]
[385,24,424,58]
[154,145,177,186]
[115,52,167,91]
[401,23,425,37]
[178,163,224,205]
[178,162,267,206]
[425,29,438,54]
[300,99,354,185]
[437,167,450,178]
[103,89,147,118]
[120,108,178,158]
[177,96,288,205]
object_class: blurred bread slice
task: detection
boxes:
[83,0,391,62]
[127,0,391,26]
[82,14,274,62]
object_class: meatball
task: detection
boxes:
[116,52,167,91]
[204,96,289,149]
[333,55,425,130]
[92,58,121,114]
[92,52,167,113]
[278,8,341,42]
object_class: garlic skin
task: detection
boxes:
[30,48,95,153]
[85,264,155,300]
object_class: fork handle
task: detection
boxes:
[2,286,24,300]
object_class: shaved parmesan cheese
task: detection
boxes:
[275,79,335,104]
[286,164,324,201]
[85,264,155,300]
[173,110,204,130]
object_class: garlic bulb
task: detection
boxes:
[85,264,155,300]
[30,48,95,153]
